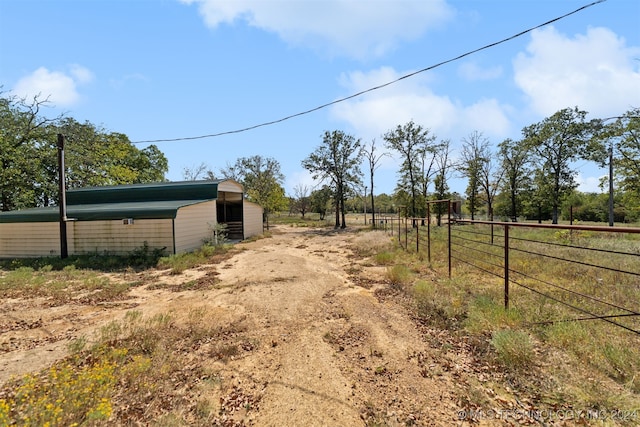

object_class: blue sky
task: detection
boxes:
[1,0,639,197]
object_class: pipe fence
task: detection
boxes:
[381,208,640,335]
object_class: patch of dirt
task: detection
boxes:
[0,226,563,426]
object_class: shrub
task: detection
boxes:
[374,251,395,265]
[386,264,413,288]
[490,329,534,369]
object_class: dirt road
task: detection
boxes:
[1,226,485,426]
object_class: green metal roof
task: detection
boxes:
[0,200,210,223]
[66,180,223,205]
[0,180,234,223]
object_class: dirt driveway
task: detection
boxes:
[1,226,489,426]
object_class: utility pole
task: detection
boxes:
[58,134,68,258]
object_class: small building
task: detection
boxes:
[0,179,263,258]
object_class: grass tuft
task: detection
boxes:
[490,329,534,369]
[386,264,413,288]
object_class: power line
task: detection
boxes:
[132,0,606,144]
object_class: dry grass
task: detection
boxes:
[351,230,397,257]
[0,265,137,305]
[0,307,258,425]
[357,224,640,417]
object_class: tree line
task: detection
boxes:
[2,91,638,226]
[0,94,168,211]
[294,107,639,226]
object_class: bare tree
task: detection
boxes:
[219,161,240,182]
[293,184,311,218]
[433,139,453,226]
[478,145,504,222]
[182,162,214,181]
[362,139,389,227]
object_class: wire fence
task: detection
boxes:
[380,203,640,335]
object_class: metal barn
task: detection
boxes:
[0,179,263,258]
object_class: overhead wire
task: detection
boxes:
[132,0,606,144]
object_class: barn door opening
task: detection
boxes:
[217,191,243,240]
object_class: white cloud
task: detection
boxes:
[460,98,511,136]
[12,65,93,107]
[458,61,502,81]
[179,0,453,58]
[285,169,321,195]
[576,173,606,193]
[69,64,94,84]
[514,26,640,118]
[109,73,148,90]
[330,67,512,142]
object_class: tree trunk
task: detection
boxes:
[370,192,376,228]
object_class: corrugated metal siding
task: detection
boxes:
[217,180,243,194]
[174,201,217,253]
[0,222,62,258]
[243,201,263,239]
[67,180,223,204]
[71,219,173,255]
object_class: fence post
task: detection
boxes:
[416,219,419,253]
[448,200,451,279]
[398,209,401,246]
[427,204,431,263]
[404,215,408,250]
[491,222,494,245]
[504,224,510,310]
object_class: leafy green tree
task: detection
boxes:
[222,155,286,229]
[560,191,627,223]
[0,97,168,211]
[374,193,395,214]
[302,130,363,229]
[497,138,531,221]
[526,170,554,222]
[0,94,61,211]
[57,119,167,187]
[0,95,168,211]
[457,131,487,220]
[601,108,640,217]
[522,107,602,224]
[383,120,437,218]
[309,185,333,220]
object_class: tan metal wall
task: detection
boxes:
[0,222,61,258]
[71,219,174,255]
[174,201,217,253]
[218,180,244,194]
[243,201,264,239]
[0,216,188,258]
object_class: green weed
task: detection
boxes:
[386,264,413,288]
[490,329,534,369]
